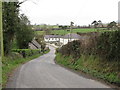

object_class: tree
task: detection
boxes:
[43,24,51,35]
[107,21,117,30]
[98,20,103,28]
[35,34,46,52]
[16,14,34,49]
[3,2,20,54]
[91,20,98,29]
[91,20,101,32]
[3,1,34,54]
[59,25,68,34]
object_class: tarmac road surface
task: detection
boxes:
[6,46,111,88]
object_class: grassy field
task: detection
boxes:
[52,28,97,35]
[36,28,110,35]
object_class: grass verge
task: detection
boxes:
[2,50,50,87]
[55,53,120,88]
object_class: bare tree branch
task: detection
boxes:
[19,0,38,5]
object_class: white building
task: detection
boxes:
[44,35,62,43]
[60,33,84,45]
[44,33,85,45]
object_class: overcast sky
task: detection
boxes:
[19,0,120,25]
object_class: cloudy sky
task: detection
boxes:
[19,0,120,25]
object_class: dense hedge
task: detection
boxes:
[57,30,120,87]
[58,30,120,62]
[96,30,120,61]
[58,40,81,59]
[12,49,41,58]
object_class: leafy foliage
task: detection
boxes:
[58,29,120,62]
[35,34,46,52]
[12,49,40,58]
[107,21,117,30]
[57,30,120,85]
[3,2,34,55]
[58,40,81,59]
[96,30,120,61]
[3,2,20,54]
[16,14,34,49]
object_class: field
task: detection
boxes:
[36,28,110,35]
[52,28,96,35]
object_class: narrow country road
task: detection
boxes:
[7,46,111,88]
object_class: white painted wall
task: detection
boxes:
[44,37,79,45]
[60,38,76,45]
[44,37,60,42]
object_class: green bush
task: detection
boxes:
[59,40,81,59]
[56,30,120,86]
[12,49,41,58]
[96,30,120,61]
[58,30,120,62]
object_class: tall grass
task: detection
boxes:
[56,53,120,86]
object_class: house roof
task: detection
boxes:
[31,40,41,49]
[44,35,63,38]
[44,33,87,40]
[63,33,82,39]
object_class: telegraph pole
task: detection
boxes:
[70,21,74,42]
[0,0,3,89]
[0,0,3,59]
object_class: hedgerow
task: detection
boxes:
[96,30,120,61]
[56,30,120,86]
[58,40,81,59]
[58,30,120,62]
[12,49,41,58]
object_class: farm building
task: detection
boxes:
[44,33,85,45]
[29,39,41,49]
[44,35,63,43]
